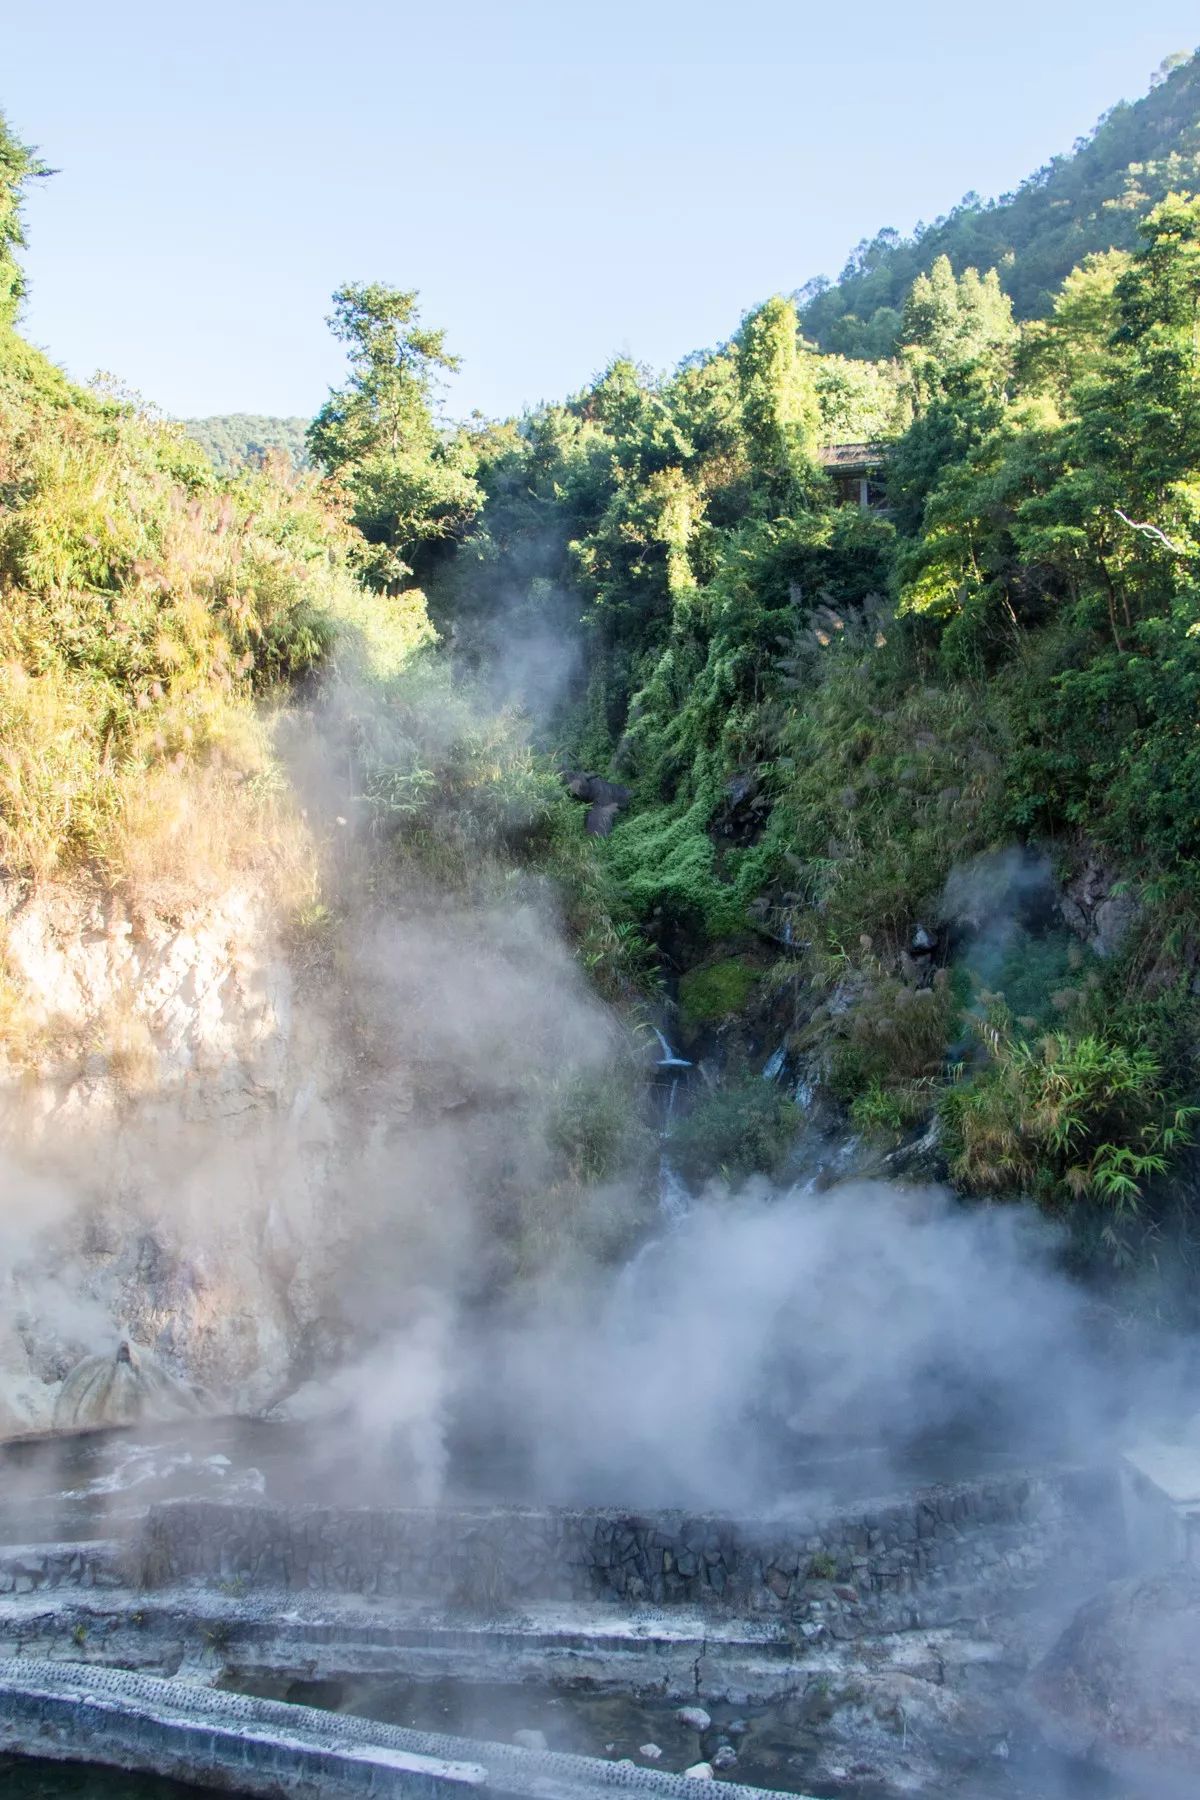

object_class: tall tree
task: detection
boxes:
[736,296,820,511]
[308,283,481,587]
[0,110,50,325]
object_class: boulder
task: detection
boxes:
[513,1729,548,1753]
[1026,1573,1200,1790]
[561,771,632,837]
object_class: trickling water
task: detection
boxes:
[657,1156,690,1223]
[762,1043,787,1082]
[650,1027,691,1070]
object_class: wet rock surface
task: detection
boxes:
[1027,1571,1200,1790]
[561,771,633,837]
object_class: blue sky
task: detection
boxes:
[5,1,1198,422]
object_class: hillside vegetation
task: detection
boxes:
[181,415,311,472]
[396,108,1200,1264]
[7,57,1200,1278]
[799,49,1200,356]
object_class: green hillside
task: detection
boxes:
[181,413,311,472]
[799,48,1200,356]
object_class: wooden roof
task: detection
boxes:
[818,442,885,470]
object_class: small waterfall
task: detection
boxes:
[657,1156,690,1223]
[762,1043,787,1081]
[614,1027,697,1310]
[651,1026,691,1070]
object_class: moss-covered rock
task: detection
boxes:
[678,957,760,1027]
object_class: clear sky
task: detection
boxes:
[5,1,1198,424]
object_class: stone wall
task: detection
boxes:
[133,1470,1118,1636]
[0,1539,122,1597]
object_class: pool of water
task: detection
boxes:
[0,1759,227,1799]
[0,1411,1042,1549]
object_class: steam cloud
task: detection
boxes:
[0,636,1193,1534]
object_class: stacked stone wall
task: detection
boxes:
[129,1469,1117,1637]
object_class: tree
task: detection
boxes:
[736,296,820,510]
[308,283,481,586]
[0,110,50,325]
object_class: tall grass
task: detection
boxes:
[0,329,397,896]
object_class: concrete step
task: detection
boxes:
[0,1585,808,1704]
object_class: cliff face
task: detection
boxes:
[0,857,637,1443]
[0,880,340,1436]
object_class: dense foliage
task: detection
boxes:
[390,161,1200,1258]
[181,415,311,472]
[307,284,482,590]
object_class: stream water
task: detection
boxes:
[0,1763,223,1799]
[0,1410,1042,1547]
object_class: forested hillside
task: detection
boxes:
[315,172,1200,1270]
[181,414,310,471]
[8,62,1200,1283]
[799,48,1200,356]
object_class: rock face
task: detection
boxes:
[1027,1573,1200,1789]
[0,879,339,1437]
[1060,852,1142,959]
[0,867,628,1445]
[53,1339,203,1431]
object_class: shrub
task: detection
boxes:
[941,1012,1197,1216]
[0,333,379,890]
[545,1068,644,1185]
[668,1078,797,1181]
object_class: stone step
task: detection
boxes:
[0,1585,807,1704]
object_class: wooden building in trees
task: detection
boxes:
[819,442,885,508]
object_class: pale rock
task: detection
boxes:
[513,1729,548,1752]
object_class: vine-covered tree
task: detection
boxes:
[736,296,820,509]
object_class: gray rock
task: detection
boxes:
[638,1743,663,1760]
[1060,853,1142,959]
[676,1707,712,1733]
[513,1728,548,1752]
[683,1763,714,1781]
[1026,1572,1200,1787]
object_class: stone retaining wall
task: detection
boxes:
[0,1540,122,1596]
[130,1469,1117,1636]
